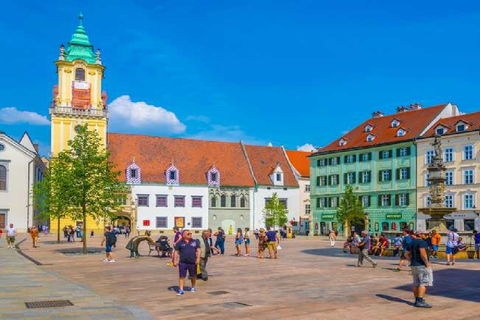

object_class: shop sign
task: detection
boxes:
[386,214,402,219]
[322,214,334,219]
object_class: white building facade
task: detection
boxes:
[0,132,46,233]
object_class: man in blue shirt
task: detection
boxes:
[173,230,201,296]
[356,231,377,268]
[265,226,280,259]
[405,229,433,308]
[474,230,480,260]
[394,229,413,272]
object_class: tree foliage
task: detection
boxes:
[263,192,288,228]
[335,185,365,235]
[34,124,128,253]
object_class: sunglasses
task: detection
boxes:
[185,232,192,235]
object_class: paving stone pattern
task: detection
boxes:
[7,234,480,319]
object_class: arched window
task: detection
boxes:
[211,196,217,207]
[0,165,6,190]
[240,197,246,208]
[231,195,236,207]
[75,68,85,81]
[220,195,226,207]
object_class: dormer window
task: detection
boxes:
[270,163,284,186]
[436,127,445,135]
[457,123,466,132]
[339,138,347,146]
[364,125,373,133]
[207,166,221,187]
[397,129,406,137]
[391,119,400,128]
[126,161,141,185]
[366,134,375,142]
[276,173,282,181]
[166,164,179,185]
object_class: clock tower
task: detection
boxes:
[50,13,108,157]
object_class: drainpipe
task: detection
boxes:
[26,159,34,230]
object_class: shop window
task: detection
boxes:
[382,222,389,231]
[464,219,475,231]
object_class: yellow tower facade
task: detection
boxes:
[50,14,108,234]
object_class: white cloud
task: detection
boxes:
[0,107,49,125]
[297,143,317,152]
[108,95,186,134]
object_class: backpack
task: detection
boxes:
[106,232,117,246]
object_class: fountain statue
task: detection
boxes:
[418,135,456,231]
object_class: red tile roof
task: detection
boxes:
[317,104,448,154]
[244,145,299,187]
[422,111,480,137]
[286,150,311,178]
[107,133,255,187]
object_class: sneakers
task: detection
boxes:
[414,300,432,308]
[103,258,109,263]
[108,259,116,263]
[190,287,197,293]
[392,268,401,272]
[177,290,184,296]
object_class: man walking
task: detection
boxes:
[430,230,441,259]
[394,229,412,271]
[266,226,280,259]
[30,226,39,248]
[356,231,377,268]
[405,229,433,308]
[198,230,211,281]
[446,228,459,265]
[6,223,16,249]
[101,226,116,263]
[173,230,201,296]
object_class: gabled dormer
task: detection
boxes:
[339,138,347,146]
[165,163,179,186]
[435,125,447,135]
[366,134,375,142]
[126,158,141,184]
[455,120,469,132]
[396,128,407,137]
[364,124,374,133]
[391,119,401,128]
[269,163,284,186]
[207,165,220,187]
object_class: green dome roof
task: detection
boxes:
[65,13,96,64]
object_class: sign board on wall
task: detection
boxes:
[322,214,334,219]
[386,214,402,219]
[175,217,185,228]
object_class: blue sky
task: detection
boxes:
[2,0,480,156]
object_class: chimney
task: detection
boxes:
[372,111,384,118]
[409,103,422,110]
[396,106,408,112]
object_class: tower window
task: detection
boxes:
[75,68,85,81]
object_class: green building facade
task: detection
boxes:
[310,141,416,235]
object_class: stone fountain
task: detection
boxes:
[418,135,457,231]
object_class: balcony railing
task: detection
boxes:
[50,106,108,118]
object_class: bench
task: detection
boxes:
[148,243,172,257]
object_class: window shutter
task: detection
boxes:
[388,170,392,181]
[317,159,320,167]
[352,173,356,184]
[353,155,357,162]
[344,173,347,184]
[396,148,400,157]
[328,175,332,185]
[337,157,341,164]
[316,176,320,186]
[358,172,363,183]
[378,195,382,207]
[344,155,348,162]
[367,171,371,182]
[328,197,332,207]
[389,150,393,158]
[367,196,371,207]
[359,154,363,162]
[368,152,372,161]
[387,194,391,206]
[406,167,411,179]
[378,170,382,182]
[406,147,411,156]
[406,193,410,205]
[396,169,400,180]
[328,158,332,165]
[395,194,399,206]
[379,151,383,159]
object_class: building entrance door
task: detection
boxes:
[0,213,5,229]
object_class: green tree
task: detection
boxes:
[33,158,72,243]
[335,185,366,237]
[263,193,288,229]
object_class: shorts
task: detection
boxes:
[267,241,277,251]
[106,244,113,253]
[432,245,439,251]
[235,240,243,245]
[475,244,480,251]
[411,266,433,287]
[446,246,457,255]
[7,236,15,243]
[400,251,406,260]
[245,239,251,245]
[179,262,197,278]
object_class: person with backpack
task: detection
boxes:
[394,229,413,272]
[101,226,116,263]
[446,228,459,266]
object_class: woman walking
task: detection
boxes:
[329,230,337,247]
[235,228,243,256]
[214,227,226,255]
[257,228,267,259]
[244,227,251,256]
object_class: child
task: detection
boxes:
[244,227,251,256]
[235,228,243,256]
[257,228,268,259]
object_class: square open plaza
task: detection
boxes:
[2,5,480,320]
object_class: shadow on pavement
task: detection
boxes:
[393,268,480,303]
[376,294,414,306]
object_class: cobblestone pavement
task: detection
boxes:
[0,237,151,320]
[9,233,480,320]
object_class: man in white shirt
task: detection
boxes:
[6,223,16,249]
